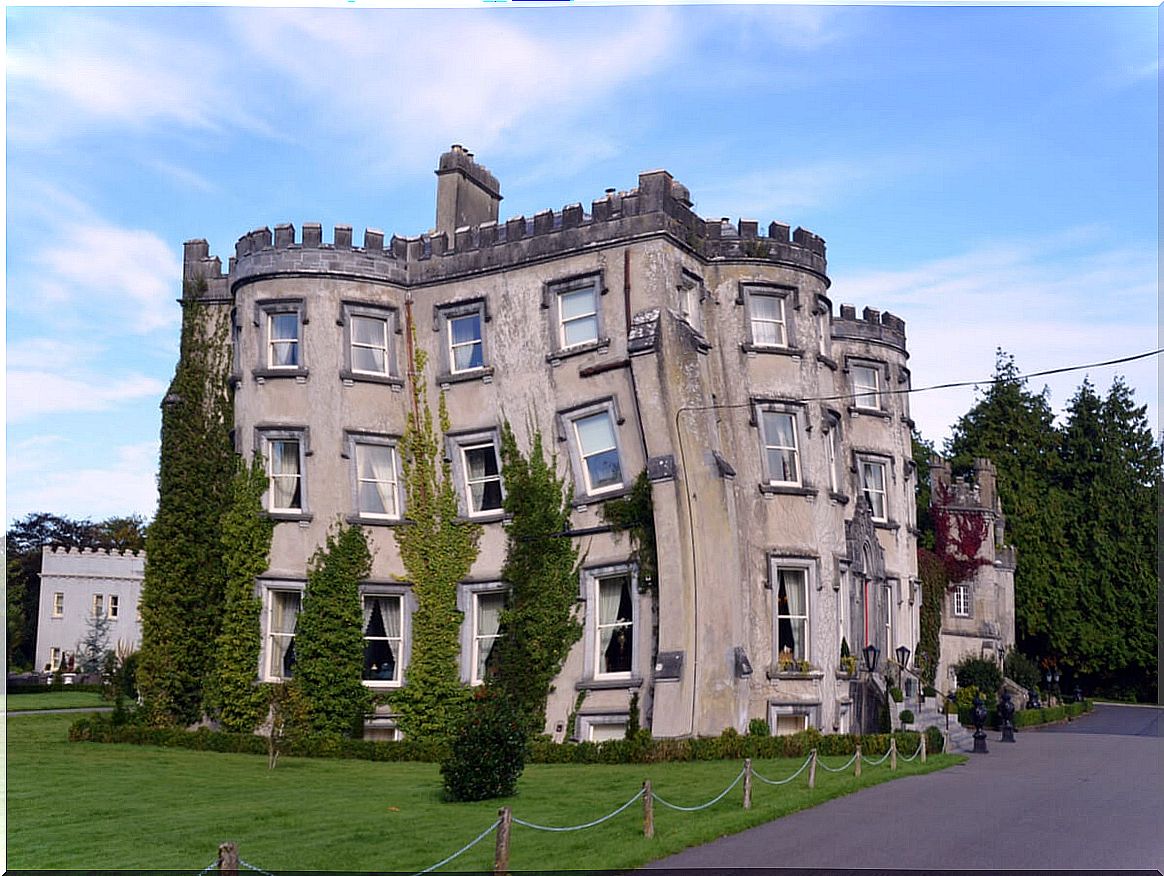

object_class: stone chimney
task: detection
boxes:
[434,145,502,239]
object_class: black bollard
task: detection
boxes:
[999,690,1016,743]
[971,693,989,754]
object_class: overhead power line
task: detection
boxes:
[808,348,1163,404]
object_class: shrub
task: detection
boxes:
[953,656,1003,697]
[1003,648,1041,691]
[440,689,527,802]
[899,709,915,726]
[747,717,770,737]
[925,725,944,753]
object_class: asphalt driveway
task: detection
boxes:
[644,703,1163,873]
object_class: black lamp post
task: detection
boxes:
[895,645,911,691]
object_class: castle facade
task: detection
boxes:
[182,146,920,739]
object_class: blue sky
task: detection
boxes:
[5,3,1159,525]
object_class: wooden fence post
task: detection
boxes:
[743,759,752,810]
[494,806,512,875]
[218,842,239,876]
[890,737,897,771]
[920,733,927,763]
[642,780,654,838]
[807,749,817,789]
[854,744,862,778]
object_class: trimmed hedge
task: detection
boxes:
[959,698,1093,729]
[69,715,939,764]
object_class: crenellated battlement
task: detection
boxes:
[47,546,143,557]
[200,154,829,292]
[832,303,907,352]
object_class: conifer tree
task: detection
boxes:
[488,422,583,739]
[137,285,235,726]
[294,523,373,739]
[208,457,274,732]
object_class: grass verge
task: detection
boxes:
[5,690,107,711]
[8,713,963,871]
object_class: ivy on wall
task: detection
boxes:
[488,422,583,739]
[207,457,274,733]
[294,523,374,739]
[138,283,235,726]
[391,340,480,741]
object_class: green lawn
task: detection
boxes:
[7,713,964,871]
[6,690,107,712]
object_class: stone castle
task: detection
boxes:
[181,145,922,740]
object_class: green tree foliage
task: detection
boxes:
[294,523,374,739]
[946,351,1161,702]
[391,346,480,741]
[488,422,583,739]
[6,513,148,670]
[1057,378,1159,701]
[945,350,1070,668]
[208,457,274,733]
[137,287,236,726]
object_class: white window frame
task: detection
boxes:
[349,436,402,521]
[361,591,407,688]
[92,593,104,619]
[759,409,801,486]
[825,425,840,493]
[108,595,119,619]
[255,300,307,378]
[580,564,639,684]
[768,705,811,737]
[560,402,626,499]
[859,458,889,522]
[267,311,300,370]
[851,364,882,410]
[261,430,308,515]
[593,572,636,680]
[448,311,485,374]
[770,559,812,666]
[749,292,788,348]
[52,592,64,618]
[456,584,507,688]
[458,437,504,518]
[264,586,303,682]
[953,584,971,618]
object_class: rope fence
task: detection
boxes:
[199,740,933,876]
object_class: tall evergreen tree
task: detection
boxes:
[137,285,235,726]
[945,350,1072,661]
[488,422,583,739]
[1059,377,1160,700]
[294,523,373,739]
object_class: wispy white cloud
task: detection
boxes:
[31,224,182,334]
[6,13,270,144]
[225,8,682,173]
[6,370,167,423]
[833,230,1159,443]
[5,441,159,523]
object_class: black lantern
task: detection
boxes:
[862,643,879,673]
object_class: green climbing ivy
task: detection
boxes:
[488,422,583,739]
[599,470,657,591]
[138,282,235,726]
[294,523,374,739]
[208,456,274,733]
[391,344,480,741]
